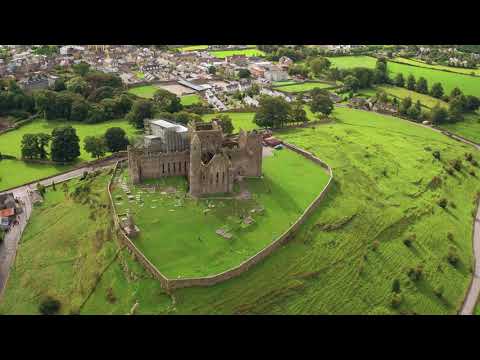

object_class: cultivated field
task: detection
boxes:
[0,172,119,315]
[80,107,480,315]
[0,118,138,191]
[177,45,209,52]
[111,149,329,278]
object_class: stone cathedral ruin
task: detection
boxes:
[127,118,263,197]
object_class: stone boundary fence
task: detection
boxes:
[107,145,334,292]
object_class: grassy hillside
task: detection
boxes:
[80,107,480,314]
[0,171,119,315]
[392,58,480,76]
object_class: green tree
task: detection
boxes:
[465,95,480,112]
[208,66,216,75]
[104,127,129,152]
[416,77,428,94]
[394,73,405,87]
[152,89,182,113]
[289,101,308,124]
[50,125,80,162]
[399,96,413,115]
[127,100,154,129]
[72,62,90,77]
[374,58,388,84]
[430,103,449,125]
[21,134,40,159]
[66,76,88,96]
[343,75,360,92]
[37,133,52,159]
[254,95,291,128]
[70,99,90,122]
[310,88,334,118]
[310,57,331,77]
[84,136,107,159]
[238,68,251,79]
[216,114,234,134]
[430,82,444,99]
[450,87,463,100]
[448,96,465,122]
[53,78,66,91]
[406,74,416,91]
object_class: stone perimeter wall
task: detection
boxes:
[107,144,334,292]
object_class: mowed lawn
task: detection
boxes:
[180,94,203,106]
[274,82,334,93]
[0,172,119,315]
[202,112,258,132]
[78,106,480,315]
[209,48,265,59]
[178,45,209,52]
[327,56,480,97]
[0,118,139,191]
[128,85,159,99]
[111,149,329,279]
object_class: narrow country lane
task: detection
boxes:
[0,162,117,300]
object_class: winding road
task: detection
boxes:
[0,160,119,300]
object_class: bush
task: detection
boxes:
[391,293,403,309]
[447,232,454,242]
[447,248,460,267]
[407,265,423,282]
[434,286,444,299]
[39,297,61,315]
[438,198,448,209]
[392,279,401,293]
[432,151,441,160]
[451,159,462,172]
[465,153,474,162]
[372,240,380,251]
[403,234,416,247]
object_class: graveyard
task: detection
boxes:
[110,148,330,279]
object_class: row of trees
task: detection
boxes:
[21,126,129,162]
[254,89,333,128]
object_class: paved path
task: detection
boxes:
[0,162,116,300]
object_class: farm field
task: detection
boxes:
[327,56,480,98]
[0,171,119,315]
[440,113,480,144]
[392,57,480,76]
[359,85,449,110]
[180,94,203,106]
[111,148,329,278]
[202,112,258,132]
[209,48,265,59]
[128,85,159,99]
[177,45,209,52]
[0,118,139,191]
[79,107,480,315]
[274,82,334,93]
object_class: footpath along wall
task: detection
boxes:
[108,145,334,291]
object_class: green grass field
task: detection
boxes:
[209,48,265,59]
[0,118,139,191]
[439,113,480,144]
[111,149,329,278]
[0,172,119,315]
[4,107,480,315]
[128,85,159,99]
[180,94,203,106]
[79,107,480,314]
[327,56,480,98]
[177,45,209,52]
[274,82,334,93]
[392,57,480,76]
[202,112,258,132]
